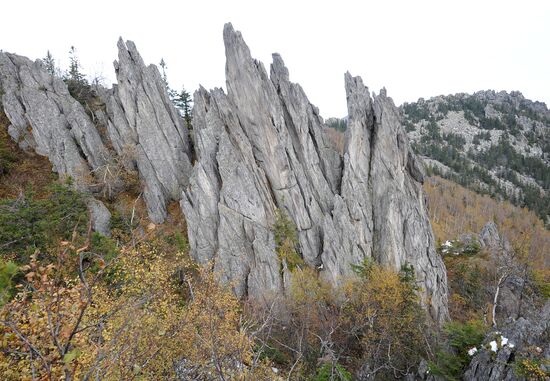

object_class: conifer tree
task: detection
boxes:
[42,50,56,76]
[68,46,85,84]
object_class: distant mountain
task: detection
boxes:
[403,90,550,225]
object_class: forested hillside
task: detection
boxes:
[404,91,550,224]
[425,176,550,268]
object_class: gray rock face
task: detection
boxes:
[0,52,118,236]
[100,39,193,223]
[0,52,110,186]
[464,301,550,381]
[341,76,447,320]
[480,221,512,253]
[182,23,448,322]
[0,40,194,230]
[1,26,448,321]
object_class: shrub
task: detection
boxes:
[351,256,375,279]
[174,232,189,253]
[273,208,304,271]
[0,181,88,260]
[514,357,550,380]
[0,260,18,306]
[0,140,16,176]
[313,363,353,381]
[0,109,17,175]
[531,268,550,298]
[429,320,486,380]
[343,261,428,379]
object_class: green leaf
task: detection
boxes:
[63,348,81,364]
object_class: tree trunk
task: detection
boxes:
[492,274,507,328]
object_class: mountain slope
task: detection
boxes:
[403,90,550,224]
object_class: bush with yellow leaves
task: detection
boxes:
[342,259,428,379]
[0,239,276,381]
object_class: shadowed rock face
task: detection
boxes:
[182,23,448,322]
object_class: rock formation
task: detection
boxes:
[0,38,193,225]
[181,23,448,322]
[0,51,114,226]
[0,24,448,321]
[0,52,110,186]
[99,39,193,223]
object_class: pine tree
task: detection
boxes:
[65,46,95,107]
[174,87,193,128]
[42,50,56,76]
[159,58,168,89]
[68,46,85,84]
[157,59,192,127]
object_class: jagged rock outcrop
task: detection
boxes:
[0,51,115,234]
[0,25,448,321]
[0,52,110,186]
[0,39,194,226]
[100,39,193,223]
[182,23,448,322]
[464,301,550,381]
[480,220,513,253]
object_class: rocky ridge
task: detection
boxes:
[182,23,447,321]
[0,24,448,321]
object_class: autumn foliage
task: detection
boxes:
[0,238,275,380]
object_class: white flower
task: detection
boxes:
[509,343,515,349]
[501,337,508,346]
[468,347,478,356]
[489,340,498,352]
[444,240,453,247]
[272,367,279,374]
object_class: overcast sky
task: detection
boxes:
[2,0,549,118]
